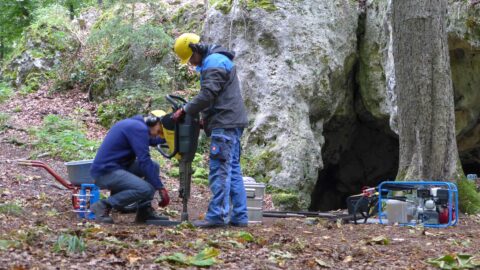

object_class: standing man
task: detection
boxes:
[172,33,249,228]
[90,111,170,224]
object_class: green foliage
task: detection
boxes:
[53,234,86,254]
[0,0,97,61]
[458,178,480,214]
[3,4,78,92]
[168,167,180,178]
[241,149,278,183]
[97,85,169,128]
[0,240,21,250]
[73,10,173,97]
[210,0,276,14]
[31,114,99,161]
[192,153,208,186]
[0,82,14,103]
[0,113,10,131]
[271,190,301,211]
[0,202,23,216]
[155,247,220,267]
[427,253,480,269]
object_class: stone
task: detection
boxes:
[203,0,359,208]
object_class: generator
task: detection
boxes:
[377,181,458,228]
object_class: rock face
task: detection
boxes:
[203,0,480,210]
[3,5,80,92]
[203,0,359,208]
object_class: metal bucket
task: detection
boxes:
[65,159,94,186]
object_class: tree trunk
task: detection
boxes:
[392,0,460,180]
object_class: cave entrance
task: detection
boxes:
[309,116,399,211]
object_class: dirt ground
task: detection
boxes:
[1,89,480,270]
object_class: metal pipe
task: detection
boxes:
[17,160,75,190]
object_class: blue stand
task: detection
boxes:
[378,181,458,228]
[76,184,100,220]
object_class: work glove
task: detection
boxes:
[172,107,185,122]
[158,188,170,207]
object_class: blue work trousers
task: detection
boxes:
[206,128,248,224]
[94,160,157,209]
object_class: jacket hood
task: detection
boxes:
[208,45,235,60]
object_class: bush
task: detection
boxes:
[75,9,173,98]
[31,114,99,161]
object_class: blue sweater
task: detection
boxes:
[90,115,165,189]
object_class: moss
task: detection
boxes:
[458,177,480,214]
[466,16,477,29]
[241,148,280,183]
[210,0,276,14]
[210,0,233,14]
[272,192,301,211]
[258,32,279,55]
[245,0,277,12]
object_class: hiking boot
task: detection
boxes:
[229,222,248,227]
[91,200,114,224]
[192,220,226,228]
[135,206,169,223]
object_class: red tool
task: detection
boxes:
[17,160,81,210]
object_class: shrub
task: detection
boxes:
[31,114,99,161]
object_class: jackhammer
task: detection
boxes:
[150,95,200,226]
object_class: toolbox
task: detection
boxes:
[244,178,265,224]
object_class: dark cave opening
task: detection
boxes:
[310,116,399,211]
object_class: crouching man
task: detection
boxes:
[90,111,170,224]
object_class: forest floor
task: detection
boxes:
[1,89,480,270]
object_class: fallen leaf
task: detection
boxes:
[367,236,390,245]
[315,258,331,268]
[343,256,353,263]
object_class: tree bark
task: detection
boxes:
[392,0,460,180]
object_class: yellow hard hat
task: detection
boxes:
[151,110,166,118]
[174,33,200,64]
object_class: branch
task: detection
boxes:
[472,0,480,6]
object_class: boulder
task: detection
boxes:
[203,0,359,208]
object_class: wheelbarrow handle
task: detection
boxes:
[17,160,76,190]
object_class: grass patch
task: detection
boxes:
[458,178,480,214]
[31,114,99,161]
[0,113,10,131]
[53,234,86,254]
[0,202,23,216]
[0,82,14,103]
